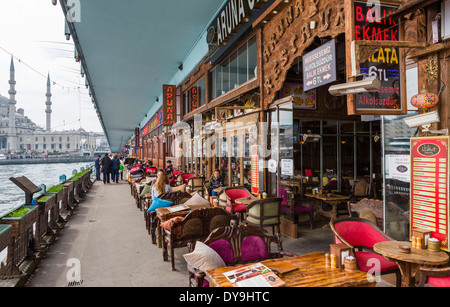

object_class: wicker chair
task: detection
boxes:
[187,176,205,197]
[350,180,371,202]
[161,207,236,271]
[186,220,294,287]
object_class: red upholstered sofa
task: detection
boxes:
[330,217,401,287]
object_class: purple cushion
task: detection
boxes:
[209,239,234,265]
[281,205,311,214]
[241,236,268,262]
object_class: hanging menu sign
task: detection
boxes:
[251,145,259,195]
[410,136,449,251]
[353,1,402,111]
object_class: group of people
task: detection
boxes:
[95,153,125,184]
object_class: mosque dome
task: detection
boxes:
[0,94,9,107]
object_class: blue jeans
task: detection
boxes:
[96,168,101,180]
[112,169,119,182]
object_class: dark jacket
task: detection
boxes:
[95,157,101,170]
[111,157,120,171]
[209,176,224,190]
[101,156,112,173]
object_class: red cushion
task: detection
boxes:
[428,276,450,287]
[226,189,251,202]
[334,220,389,249]
[355,251,398,272]
[225,203,247,213]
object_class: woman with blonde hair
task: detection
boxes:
[151,171,172,198]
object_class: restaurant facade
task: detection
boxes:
[135,0,450,245]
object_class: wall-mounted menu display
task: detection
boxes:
[410,136,449,251]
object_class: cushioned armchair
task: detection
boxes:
[218,187,252,220]
[279,186,314,229]
[161,207,236,271]
[246,198,282,235]
[186,220,294,287]
[177,173,196,186]
[350,180,371,202]
[419,267,450,287]
[187,176,205,197]
[330,217,401,287]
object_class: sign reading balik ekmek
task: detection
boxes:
[302,40,337,91]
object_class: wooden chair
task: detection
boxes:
[418,267,450,287]
[246,198,282,235]
[347,198,383,228]
[187,176,205,197]
[218,187,252,221]
[330,217,401,287]
[203,181,210,199]
[161,207,237,271]
[186,220,294,287]
[350,179,371,202]
[145,191,192,244]
[279,186,314,229]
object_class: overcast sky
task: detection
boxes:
[0,0,102,133]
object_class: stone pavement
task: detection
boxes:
[25,179,394,287]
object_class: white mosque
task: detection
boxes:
[0,57,108,156]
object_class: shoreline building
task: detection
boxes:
[0,57,108,156]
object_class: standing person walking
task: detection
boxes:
[101,153,112,184]
[111,154,121,183]
[94,155,101,181]
[119,156,125,180]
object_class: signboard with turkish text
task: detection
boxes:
[135,127,140,147]
[251,145,259,195]
[353,1,402,112]
[410,136,449,251]
[141,110,163,137]
[303,39,337,91]
[163,85,176,126]
[191,87,200,111]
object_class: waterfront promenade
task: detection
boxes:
[26,180,189,287]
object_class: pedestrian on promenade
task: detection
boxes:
[119,156,125,180]
[111,154,120,183]
[101,153,112,184]
[94,154,101,180]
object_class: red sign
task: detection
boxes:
[163,85,176,126]
[251,145,259,195]
[191,87,199,111]
[354,1,401,111]
[411,136,449,251]
[135,127,140,147]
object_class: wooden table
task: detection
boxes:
[205,252,376,287]
[304,193,349,227]
[374,241,449,287]
[213,187,227,195]
[234,196,259,206]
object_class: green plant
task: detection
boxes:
[4,207,31,218]
[47,185,64,193]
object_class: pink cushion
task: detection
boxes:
[241,236,268,262]
[279,186,289,206]
[428,276,450,287]
[209,239,234,265]
[334,220,389,249]
[355,251,398,272]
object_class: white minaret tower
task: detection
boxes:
[7,56,18,153]
[45,73,52,131]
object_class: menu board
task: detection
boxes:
[251,145,259,195]
[410,136,449,251]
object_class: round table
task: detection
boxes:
[234,197,259,206]
[374,241,449,287]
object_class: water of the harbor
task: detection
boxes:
[0,162,94,217]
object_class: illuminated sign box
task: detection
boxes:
[163,85,176,126]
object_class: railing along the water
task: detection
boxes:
[0,163,96,284]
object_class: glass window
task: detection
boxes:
[214,65,222,99]
[237,42,248,84]
[198,78,206,107]
[222,59,230,94]
[248,36,257,80]
[229,53,238,90]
